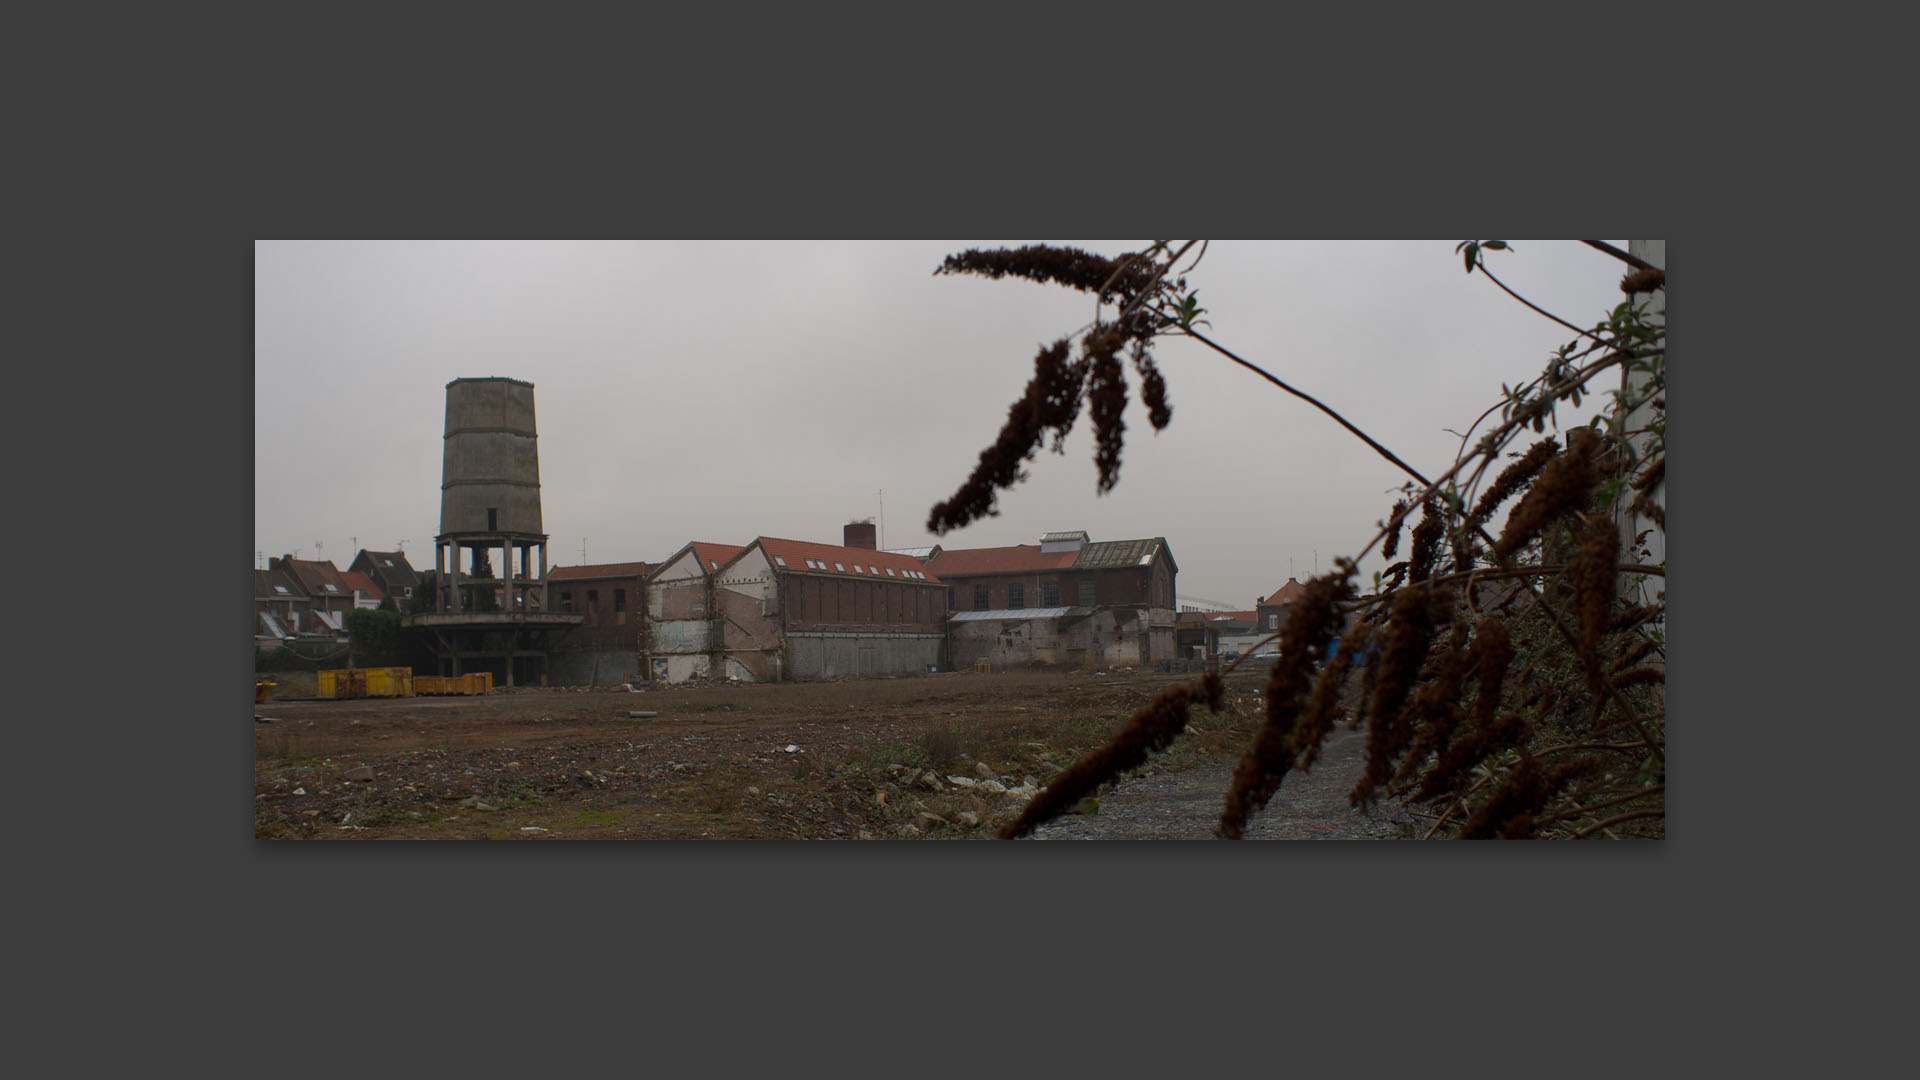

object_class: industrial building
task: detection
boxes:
[544,561,653,685]
[701,524,948,682]
[926,531,1178,670]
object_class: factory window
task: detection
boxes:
[1008,583,1025,609]
[1043,581,1060,606]
[614,589,626,612]
[1079,580,1096,606]
[588,589,599,611]
[973,584,988,610]
[560,591,573,612]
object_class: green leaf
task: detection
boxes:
[1481,240,1508,251]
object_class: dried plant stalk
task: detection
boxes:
[999,672,1224,839]
[1492,428,1602,562]
[1215,567,1355,839]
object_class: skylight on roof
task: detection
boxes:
[774,555,787,567]
[324,583,339,592]
[273,585,288,594]
[885,567,895,576]
[853,564,864,574]
[834,562,845,572]
[1138,554,1153,565]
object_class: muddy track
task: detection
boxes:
[1027,723,1415,840]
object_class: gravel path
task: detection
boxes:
[1027,722,1415,840]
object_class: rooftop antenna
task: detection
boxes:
[315,540,324,562]
[877,488,885,550]
[397,540,407,551]
[256,551,263,570]
[581,538,588,563]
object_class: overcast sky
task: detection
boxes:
[254,240,1630,609]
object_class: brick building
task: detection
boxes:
[705,525,947,681]
[545,561,652,685]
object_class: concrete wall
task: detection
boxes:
[547,647,641,687]
[786,633,943,678]
[950,608,1174,670]
[439,378,543,536]
[645,547,719,684]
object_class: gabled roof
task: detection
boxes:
[1073,537,1175,574]
[255,566,307,602]
[352,549,419,588]
[1264,578,1307,606]
[340,570,383,600]
[548,561,653,581]
[740,537,942,583]
[279,558,353,599]
[689,542,746,574]
[925,544,1077,578]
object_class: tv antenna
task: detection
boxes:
[877,489,885,550]
[580,539,588,563]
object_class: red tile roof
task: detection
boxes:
[745,537,943,584]
[1265,579,1308,605]
[281,558,354,599]
[688,542,746,574]
[339,570,382,600]
[924,544,1077,577]
[548,562,652,581]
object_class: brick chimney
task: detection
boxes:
[844,520,877,550]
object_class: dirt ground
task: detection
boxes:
[254,665,1387,840]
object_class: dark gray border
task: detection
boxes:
[64,23,1795,1060]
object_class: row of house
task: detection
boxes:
[253,550,421,644]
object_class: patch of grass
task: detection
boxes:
[575,807,628,827]
[847,736,929,774]
[919,717,986,772]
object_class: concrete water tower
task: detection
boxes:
[433,377,551,614]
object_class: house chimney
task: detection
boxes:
[844,519,877,550]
